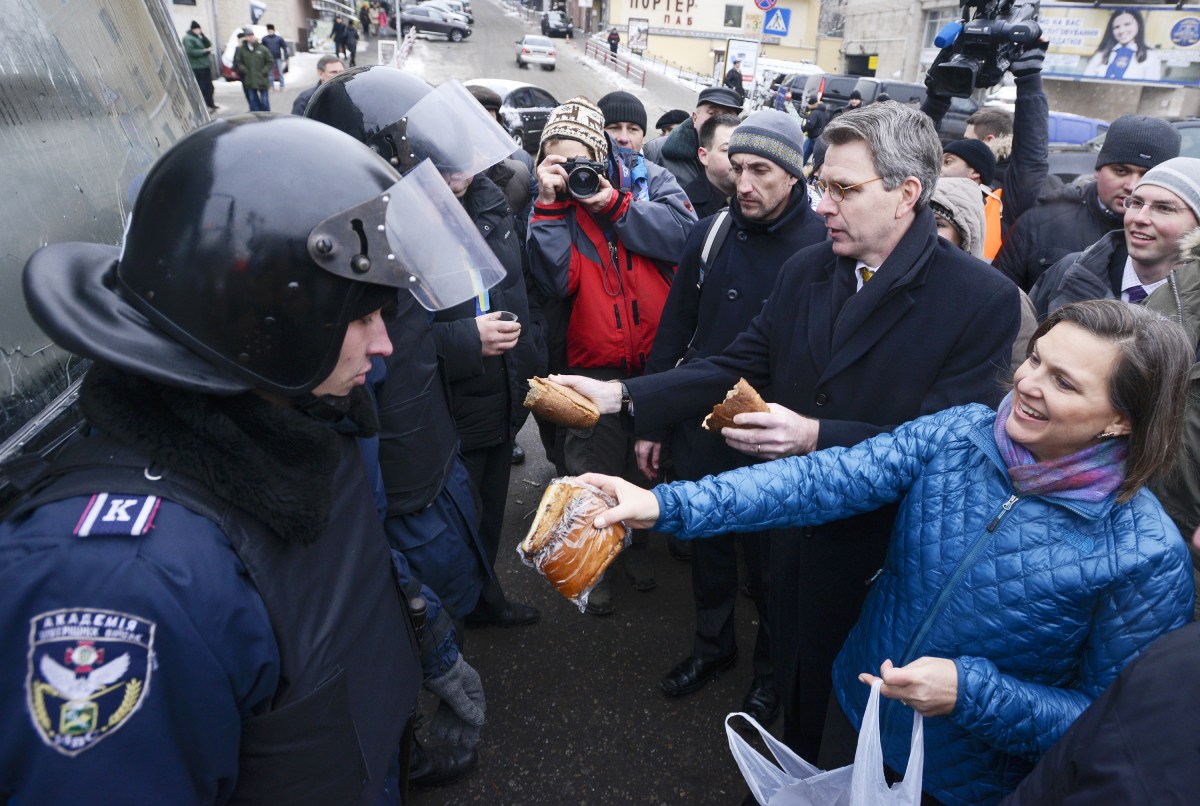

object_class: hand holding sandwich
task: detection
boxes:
[548,374,622,414]
[720,404,820,460]
[578,473,661,530]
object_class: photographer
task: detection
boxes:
[527,97,696,614]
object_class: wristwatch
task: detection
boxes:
[619,383,633,417]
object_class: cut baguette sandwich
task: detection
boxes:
[519,477,628,606]
[701,377,769,431]
[523,376,600,429]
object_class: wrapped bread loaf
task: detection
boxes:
[518,477,630,611]
[702,377,769,431]
[523,377,600,429]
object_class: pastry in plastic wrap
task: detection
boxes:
[523,376,600,429]
[702,377,769,431]
[518,477,631,611]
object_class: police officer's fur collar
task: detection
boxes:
[79,364,376,545]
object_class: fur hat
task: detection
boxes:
[930,177,986,258]
[1096,115,1181,170]
[728,110,806,178]
[537,97,608,164]
[597,91,647,133]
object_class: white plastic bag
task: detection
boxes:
[726,680,923,805]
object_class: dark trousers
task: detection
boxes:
[769,525,890,760]
[690,530,771,682]
[191,66,214,108]
[246,87,269,112]
[460,440,514,615]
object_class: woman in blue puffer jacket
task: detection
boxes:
[582,300,1195,805]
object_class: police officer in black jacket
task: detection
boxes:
[0,116,492,802]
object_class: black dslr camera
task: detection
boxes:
[558,157,609,201]
[927,0,1041,98]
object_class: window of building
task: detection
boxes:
[922,7,960,49]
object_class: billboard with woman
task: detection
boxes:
[1041,4,1200,85]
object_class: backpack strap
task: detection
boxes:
[697,209,733,290]
[676,211,733,366]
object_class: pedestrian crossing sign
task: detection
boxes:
[764,8,790,36]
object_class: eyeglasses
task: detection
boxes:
[1123,196,1188,217]
[816,176,883,202]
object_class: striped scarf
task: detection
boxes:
[992,392,1128,504]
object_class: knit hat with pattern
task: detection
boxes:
[727,109,806,178]
[537,97,608,164]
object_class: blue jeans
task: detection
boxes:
[247,88,270,112]
[272,58,285,88]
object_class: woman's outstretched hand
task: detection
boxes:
[859,657,958,717]
[577,473,662,530]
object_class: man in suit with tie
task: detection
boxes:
[1030,157,1200,317]
[555,102,1021,759]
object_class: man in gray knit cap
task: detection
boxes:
[995,114,1181,291]
[630,109,827,726]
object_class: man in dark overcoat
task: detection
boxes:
[558,102,1021,760]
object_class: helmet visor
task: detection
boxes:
[405,80,515,181]
[308,159,507,311]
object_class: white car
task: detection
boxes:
[516,35,556,71]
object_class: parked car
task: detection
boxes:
[771,71,822,113]
[1047,117,1200,184]
[397,6,471,41]
[1047,112,1108,145]
[802,74,978,143]
[542,10,573,37]
[219,25,290,82]
[464,79,559,154]
[415,0,472,25]
[516,35,556,71]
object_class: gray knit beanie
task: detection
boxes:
[727,110,806,178]
[1136,157,1200,223]
[1096,115,1181,170]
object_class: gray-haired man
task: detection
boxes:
[557,102,1020,759]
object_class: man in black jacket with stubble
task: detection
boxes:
[637,110,827,727]
[557,103,1020,761]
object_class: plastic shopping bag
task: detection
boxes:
[726,680,923,805]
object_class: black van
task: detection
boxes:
[803,74,979,144]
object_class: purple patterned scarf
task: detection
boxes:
[993,392,1128,504]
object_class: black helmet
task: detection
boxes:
[23,115,478,396]
[305,67,514,178]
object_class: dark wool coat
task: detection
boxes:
[626,208,1021,755]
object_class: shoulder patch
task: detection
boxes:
[73,494,160,537]
[26,608,156,756]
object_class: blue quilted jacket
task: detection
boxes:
[653,404,1193,805]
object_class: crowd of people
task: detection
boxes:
[4,30,1200,806]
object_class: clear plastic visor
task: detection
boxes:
[405,80,515,183]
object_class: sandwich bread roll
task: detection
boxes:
[702,378,769,431]
[519,477,629,607]
[523,377,600,429]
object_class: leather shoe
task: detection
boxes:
[622,546,657,591]
[741,680,779,726]
[511,443,525,464]
[465,600,539,628]
[585,579,614,616]
[409,740,478,788]
[660,653,737,697]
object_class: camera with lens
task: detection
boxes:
[558,157,610,201]
[927,0,1041,98]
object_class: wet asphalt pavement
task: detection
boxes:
[412,421,765,805]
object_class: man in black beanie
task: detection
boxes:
[598,90,648,154]
[941,138,996,187]
[995,114,1180,290]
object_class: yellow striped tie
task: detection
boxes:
[860,268,875,284]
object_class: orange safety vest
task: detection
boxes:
[983,186,1003,261]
